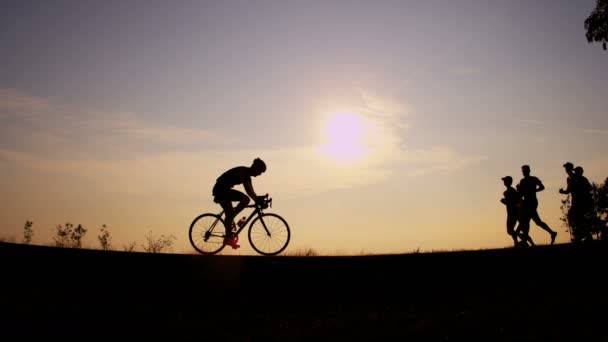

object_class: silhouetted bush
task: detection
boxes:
[98,224,112,251]
[53,223,87,248]
[591,178,608,239]
[123,241,137,252]
[141,231,176,253]
[23,220,33,245]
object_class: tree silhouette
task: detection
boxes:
[585,0,608,50]
[590,177,608,239]
[560,177,608,241]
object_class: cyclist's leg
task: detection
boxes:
[216,198,235,237]
[219,190,249,238]
[213,185,234,238]
[230,190,250,218]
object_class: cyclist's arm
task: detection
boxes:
[243,177,258,200]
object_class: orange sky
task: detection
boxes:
[1,1,607,255]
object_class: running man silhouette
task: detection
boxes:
[559,163,593,242]
[501,176,521,247]
[517,165,558,244]
[212,158,267,245]
[501,176,535,247]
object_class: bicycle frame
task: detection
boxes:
[189,195,289,255]
[214,200,272,237]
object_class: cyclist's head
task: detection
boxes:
[501,176,512,186]
[521,164,530,176]
[574,166,584,175]
[563,162,574,173]
[251,158,267,176]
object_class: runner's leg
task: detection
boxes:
[530,210,557,243]
[507,214,518,246]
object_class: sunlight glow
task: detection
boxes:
[319,112,368,162]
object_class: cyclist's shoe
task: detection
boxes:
[223,234,240,249]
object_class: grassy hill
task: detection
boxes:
[2,241,607,340]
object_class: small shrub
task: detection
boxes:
[98,224,112,251]
[123,241,137,252]
[53,223,87,248]
[141,231,176,253]
[23,220,34,244]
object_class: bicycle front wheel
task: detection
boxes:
[189,213,227,255]
[248,213,290,256]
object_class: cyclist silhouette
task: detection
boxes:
[212,158,267,245]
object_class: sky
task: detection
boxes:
[1,0,607,255]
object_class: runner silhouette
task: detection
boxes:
[501,176,521,247]
[559,163,594,242]
[517,165,558,244]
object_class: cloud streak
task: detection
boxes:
[0,88,486,198]
[514,118,543,125]
[450,67,482,76]
[584,128,608,135]
[0,89,233,156]
[0,88,51,115]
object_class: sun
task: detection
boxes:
[319,112,368,162]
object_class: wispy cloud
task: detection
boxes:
[398,146,487,176]
[583,128,608,135]
[0,88,232,156]
[514,118,543,125]
[0,88,52,120]
[302,87,486,192]
[0,88,486,198]
[450,67,482,76]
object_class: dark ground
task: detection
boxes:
[1,241,607,341]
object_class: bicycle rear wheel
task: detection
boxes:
[189,213,227,255]
[248,213,290,256]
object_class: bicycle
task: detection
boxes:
[189,195,291,256]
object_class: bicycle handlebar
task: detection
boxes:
[258,195,272,209]
[245,194,272,209]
